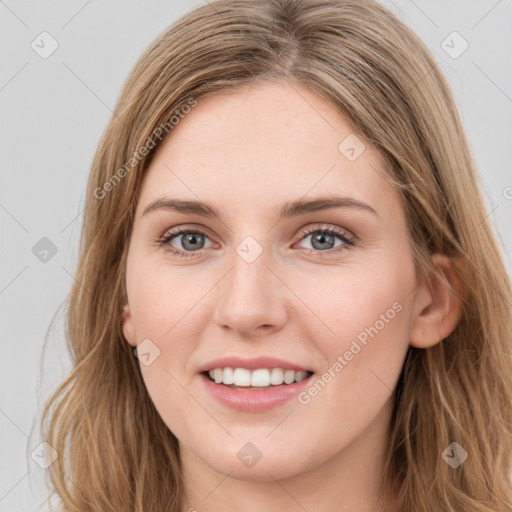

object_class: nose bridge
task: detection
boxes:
[213,237,286,335]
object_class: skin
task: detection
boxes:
[122,80,461,512]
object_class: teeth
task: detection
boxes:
[207,367,311,387]
[270,368,284,385]
[295,370,309,382]
[251,369,270,387]
[233,368,251,386]
[284,369,295,384]
[213,368,223,384]
[223,367,234,385]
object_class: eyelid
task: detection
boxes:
[158,223,218,242]
[298,224,355,243]
[158,222,354,241]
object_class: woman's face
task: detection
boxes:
[123,81,419,482]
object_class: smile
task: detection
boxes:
[198,357,315,412]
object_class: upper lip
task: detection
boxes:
[198,356,313,373]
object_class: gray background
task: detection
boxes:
[1,0,511,510]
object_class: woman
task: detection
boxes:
[40,0,512,510]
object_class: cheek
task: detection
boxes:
[126,264,211,437]
[299,254,411,328]
[124,259,205,416]
[293,255,414,392]
[127,256,210,339]
[279,264,412,458]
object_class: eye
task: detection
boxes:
[295,225,355,256]
[156,228,215,259]
[156,224,355,259]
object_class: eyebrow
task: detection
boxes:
[141,195,378,220]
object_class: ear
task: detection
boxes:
[409,254,463,349]
[121,304,137,347]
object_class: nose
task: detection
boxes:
[212,245,288,339]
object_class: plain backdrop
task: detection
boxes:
[1,0,511,510]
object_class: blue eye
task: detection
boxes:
[158,229,214,258]
[297,226,354,253]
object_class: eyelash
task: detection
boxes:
[155,224,356,260]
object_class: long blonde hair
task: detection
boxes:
[40,0,512,510]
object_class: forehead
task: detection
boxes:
[137,81,399,220]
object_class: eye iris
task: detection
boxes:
[311,232,334,250]
[181,233,204,251]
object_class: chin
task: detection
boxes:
[188,437,315,482]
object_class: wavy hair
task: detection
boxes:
[40,0,512,510]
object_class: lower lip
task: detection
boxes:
[200,373,313,412]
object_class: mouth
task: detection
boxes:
[202,367,314,390]
[199,361,315,412]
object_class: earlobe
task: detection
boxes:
[121,304,137,347]
[409,254,464,349]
